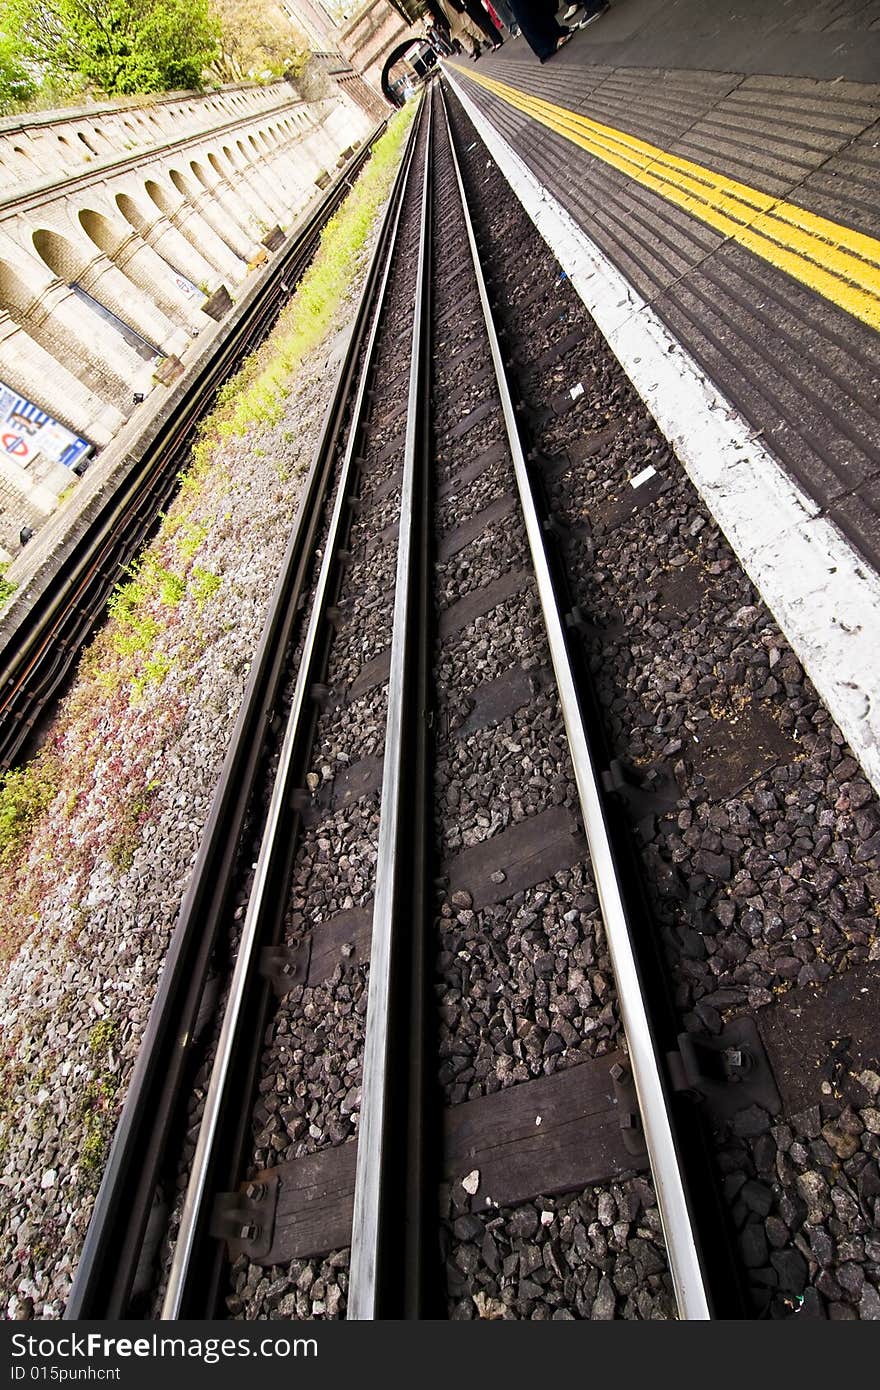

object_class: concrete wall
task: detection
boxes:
[0,80,375,552]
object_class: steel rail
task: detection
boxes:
[0,132,383,773]
[438,87,715,1321]
[347,86,435,1323]
[64,111,415,1320]
[159,95,428,1318]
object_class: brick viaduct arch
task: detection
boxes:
[0,79,376,492]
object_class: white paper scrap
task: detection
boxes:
[629,465,657,489]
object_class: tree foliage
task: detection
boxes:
[0,29,37,113]
[7,0,221,96]
[207,0,307,83]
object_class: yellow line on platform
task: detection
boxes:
[449,63,880,333]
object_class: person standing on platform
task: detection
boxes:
[563,2,610,26]
[458,0,505,49]
[487,0,520,35]
[437,0,486,56]
[506,0,573,61]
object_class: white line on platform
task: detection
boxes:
[445,68,880,796]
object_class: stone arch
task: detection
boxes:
[76,206,198,337]
[190,159,211,189]
[0,254,132,406]
[146,178,176,216]
[223,138,284,222]
[169,167,197,198]
[0,253,54,313]
[0,306,122,448]
[78,208,120,256]
[33,225,174,362]
[32,227,89,283]
[195,154,262,242]
[115,190,219,294]
[171,163,252,260]
[146,176,244,278]
[116,190,150,232]
[381,43,421,106]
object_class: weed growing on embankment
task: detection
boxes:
[200,105,416,445]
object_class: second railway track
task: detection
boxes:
[62,73,880,1323]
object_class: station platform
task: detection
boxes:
[442,0,880,791]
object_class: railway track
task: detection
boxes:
[63,74,880,1322]
[0,126,384,775]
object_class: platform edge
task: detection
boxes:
[444,65,880,798]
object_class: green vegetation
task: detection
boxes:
[108,555,185,658]
[191,566,221,607]
[0,563,16,609]
[76,1073,117,1180]
[100,549,223,699]
[78,1020,119,1178]
[107,782,157,868]
[0,29,36,114]
[208,0,307,84]
[0,761,59,871]
[79,1124,105,1176]
[1,0,312,112]
[5,0,220,99]
[173,520,210,561]
[198,105,417,448]
[88,1017,116,1056]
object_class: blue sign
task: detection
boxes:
[0,382,92,470]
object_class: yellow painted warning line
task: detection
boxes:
[448,63,880,333]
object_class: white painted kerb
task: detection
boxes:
[445,67,880,796]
